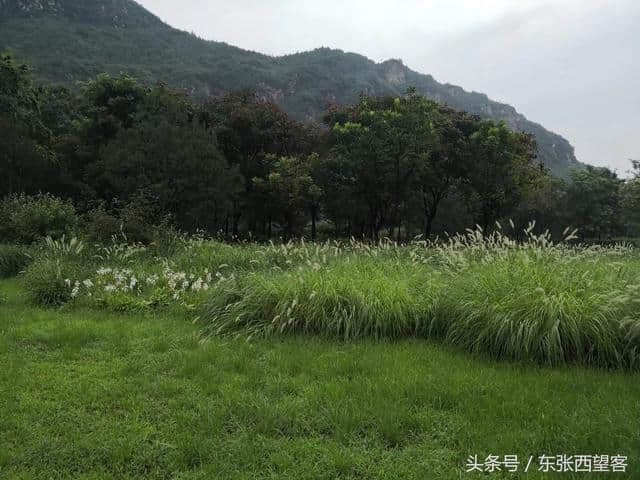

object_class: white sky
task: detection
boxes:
[137,0,640,173]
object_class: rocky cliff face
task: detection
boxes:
[381,59,407,86]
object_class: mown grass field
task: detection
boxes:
[1,274,639,479]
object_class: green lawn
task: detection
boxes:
[1,278,639,479]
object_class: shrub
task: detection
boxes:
[117,191,164,244]
[83,206,122,244]
[0,194,78,244]
[0,244,31,278]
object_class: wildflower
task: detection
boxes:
[82,279,94,289]
[105,285,116,292]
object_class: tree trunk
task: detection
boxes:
[310,209,317,241]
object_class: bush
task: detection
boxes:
[0,244,31,278]
[0,194,78,244]
[117,191,165,244]
[83,195,168,245]
[83,206,122,244]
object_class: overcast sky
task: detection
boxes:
[137,0,639,173]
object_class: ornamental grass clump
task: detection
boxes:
[200,259,441,341]
[20,236,90,307]
[21,258,84,307]
[430,247,640,368]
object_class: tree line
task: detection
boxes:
[2,52,639,242]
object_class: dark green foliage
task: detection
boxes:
[94,114,241,233]
[622,161,640,236]
[465,121,542,231]
[0,2,580,176]
[0,52,57,197]
[253,154,324,239]
[323,94,542,239]
[0,193,78,243]
[82,205,123,244]
[0,52,634,242]
[565,166,624,239]
[0,244,31,277]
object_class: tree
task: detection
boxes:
[201,91,317,236]
[78,73,148,147]
[465,121,541,232]
[415,107,476,238]
[0,52,55,196]
[93,114,242,232]
[621,160,640,237]
[325,93,440,239]
[564,166,623,239]
[252,154,323,239]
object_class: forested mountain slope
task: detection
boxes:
[0,0,581,176]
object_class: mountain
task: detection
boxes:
[0,0,581,176]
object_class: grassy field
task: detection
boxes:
[2,229,640,478]
[1,276,639,479]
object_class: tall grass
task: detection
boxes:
[201,259,440,340]
[431,249,640,367]
[14,225,640,369]
[199,227,640,369]
[21,236,93,307]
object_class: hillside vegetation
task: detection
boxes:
[0,0,580,176]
